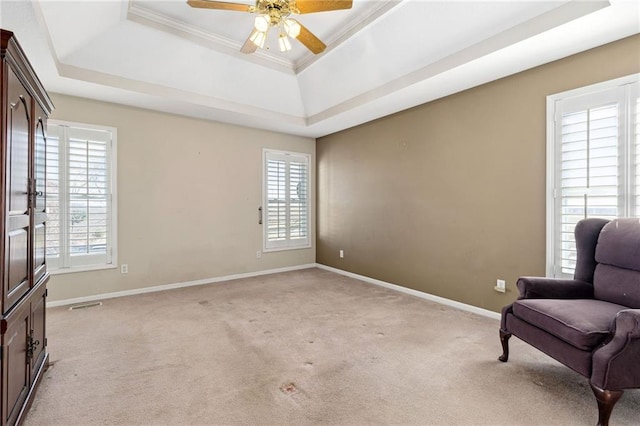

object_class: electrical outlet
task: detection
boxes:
[256,250,262,259]
[339,250,344,258]
[494,279,506,293]
[121,264,128,274]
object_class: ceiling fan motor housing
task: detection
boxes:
[256,0,298,26]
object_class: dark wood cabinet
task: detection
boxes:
[1,29,53,426]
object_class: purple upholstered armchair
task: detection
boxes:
[499,218,640,426]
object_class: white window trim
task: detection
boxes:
[46,119,118,274]
[546,73,639,278]
[262,148,311,253]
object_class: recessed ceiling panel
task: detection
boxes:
[128,0,401,71]
[3,0,637,137]
[298,0,571,116]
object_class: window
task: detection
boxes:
[547,74,639,277]
[263,149,310,251]
[46,121,117,272]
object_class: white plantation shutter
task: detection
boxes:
[264,150,310,250]
[549,76,640,277]
[46,122,116,270]
[557,100,620,275]
[267,158,287,242]
[289,160,309,239]
[45,131,61,259]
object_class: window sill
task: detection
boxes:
[263,244,312,253]
[48,264,118,275]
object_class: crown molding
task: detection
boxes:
[126,0,402,75]
[126,1,296,75]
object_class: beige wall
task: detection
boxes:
[48,95,315,302]
[317,35,640,313]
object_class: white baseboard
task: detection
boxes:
[48,262,502,321]
[316,264,501,320]
[46,263,318,308]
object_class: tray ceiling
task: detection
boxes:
[2,0,639,137]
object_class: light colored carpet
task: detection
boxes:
[25,268,639,425]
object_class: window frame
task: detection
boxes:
[46,119,118,274]
[262,148,311,253]
[546,73,639,278]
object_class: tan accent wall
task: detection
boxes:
[48,94,315,302]
[317,35,640,313]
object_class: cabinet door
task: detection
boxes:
[29,284,46,385]
[33,108,47,285]
[3,67,32,312]
[2,304,30,426]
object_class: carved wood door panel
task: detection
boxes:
[4,68,31,312]
[32,106,47,285]
[2,302,30,426]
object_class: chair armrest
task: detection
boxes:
[516,277,594,300]
[500,304,514,332]
[591,309,640,390]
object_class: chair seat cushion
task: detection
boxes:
[512,299,627,350]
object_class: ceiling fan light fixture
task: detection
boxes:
[278,32,292,52]
[254,15,270,32]
[249,29,267,48]
[188,0,353,55]
[283,18,300,38]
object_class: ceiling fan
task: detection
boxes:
[187,0,353,54]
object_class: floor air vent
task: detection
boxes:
[69,301,103,310]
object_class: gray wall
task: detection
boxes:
[317,35,640,313]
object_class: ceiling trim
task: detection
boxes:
[55,61,306,126]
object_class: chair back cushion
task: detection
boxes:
[594,218,640,308]
[574,218,609,283]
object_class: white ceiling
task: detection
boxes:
[1,0,639,137]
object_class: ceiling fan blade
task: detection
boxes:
[241,29,259,54]
[187,0,252,12]
[293,20,326,54]
[295,0,352,14]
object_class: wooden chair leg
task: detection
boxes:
[498,329,511,362]
[590,383,623,426]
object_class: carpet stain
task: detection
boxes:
[281,383,298,394]
[304,361,313,366]
[280,382,309,403]
[198,300,210,306]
